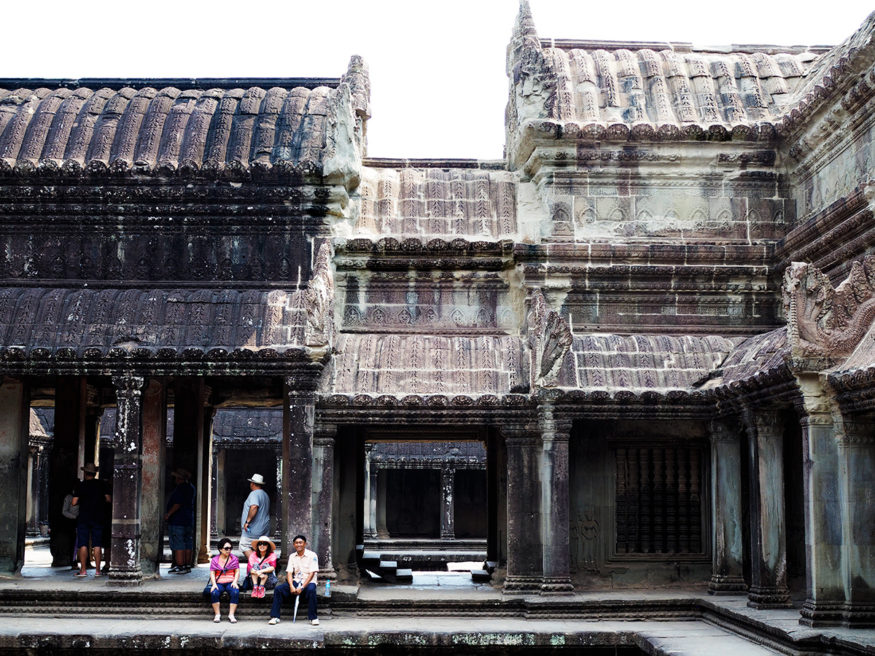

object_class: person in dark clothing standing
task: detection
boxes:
[165,468,196,574]
[72,463,111,578]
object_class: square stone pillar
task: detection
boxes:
[283,383,315,559]
[744,408,791,608]
[139,379,166,577]
[0,378,29,573]
[314,422,337,579]
[798,408,845,625]
[838,416,875,627]
[108,375,145,587]
[708,419,746,594]
[539,404,573,594]
[440,467,456,540]
[503,424,542,594]
[49,377,85,567]
[214,447,226,537]
[196,403,214,564]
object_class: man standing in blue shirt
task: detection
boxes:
[240,473,270,560]
[164,468,195,574]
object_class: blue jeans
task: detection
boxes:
[270,581,317,620]
[210,582,239,604]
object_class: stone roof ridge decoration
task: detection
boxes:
[526,288,572,389]
[0,57,370,182]
[304,241,335,353]
[783,256,875,359]
[505,2,830,168]
[778,10,875,140]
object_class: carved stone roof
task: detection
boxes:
[704,328,789,388]
[356,165,517,239]
[0,63,369,179]
[556,334,735,391]
[0,287,307,359]
[507,2,834,157]
[327,333,526,396]
[369,440,486,468]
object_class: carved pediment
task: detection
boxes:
[526,289,572,388]
[304,242,335,349]
[783,257,875,358]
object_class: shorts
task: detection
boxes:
[168,524,194,551]
[76,521,104,549]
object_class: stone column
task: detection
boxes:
[0,378,29,573]
[440,467,456,540]
[362,442,377,539]
[744,408,791,608]
[503,424,542,593]
[708,419,746,594]
[283,384,315,559]
[375,468,389,538]
[214,447,226,538]
[139,379,166,577]
[797,399,845,625]
[274,446,282,540]
[26,447,35,534]
[108,375,145,586]
[838,416,875,627]
[49,377,84,566]
[196,402,214,564]
[314,423,337,579]
[539,404,573,594]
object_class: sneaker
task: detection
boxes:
[250,588,258,598]
[310,619,320,626]
[258,585,265,599]
[168,565,180,573]
[178,566,191,574]
[268,617,280,625]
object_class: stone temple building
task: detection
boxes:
[0,1,874,630]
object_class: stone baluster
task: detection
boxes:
[539,404,573,594]
[708,419,746,594]
[108,375,145,586]
[743,407,791,607]
[362,442,377,539]
[503,422,543,593]
[0,378,29,573]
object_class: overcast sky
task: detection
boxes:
[2,1,873,159]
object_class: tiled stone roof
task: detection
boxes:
[0,61,369,178]
[0,287,306,358]
[212,409,282,444]
[707,328,788,387]
[328,333,526,396]
[357,165,517,239]
[556,334,735,391]
[542,44,817,128]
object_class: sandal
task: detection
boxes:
[213,615,221,623]
[228,616,237,624]
[75,572,88,577]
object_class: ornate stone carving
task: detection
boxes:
[304,242,335,350]
[526,289,572,388]
[783,257,875,357]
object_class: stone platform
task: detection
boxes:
[1,558,873,655]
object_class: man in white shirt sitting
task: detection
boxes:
[268,534,320,626]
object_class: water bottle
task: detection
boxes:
[325,580,331,597]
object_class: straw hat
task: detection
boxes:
[247,473,265,485]
[170,468,190,481]
[250,535,276,552]
[81,463,98,475]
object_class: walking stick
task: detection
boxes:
[292,592,300,623]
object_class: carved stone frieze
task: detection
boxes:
[783,256,875,358]
[304,242,335,349]
[526,289,572,388]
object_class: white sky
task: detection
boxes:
[2,1,873,159]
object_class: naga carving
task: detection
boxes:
[304,242,335,350]
[526,289,572,388]
[783,257,875,357]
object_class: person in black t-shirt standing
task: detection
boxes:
[72,463,111,578]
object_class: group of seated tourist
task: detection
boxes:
[207,533,320,625]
